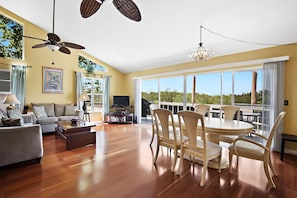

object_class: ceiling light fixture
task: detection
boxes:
[47,44,60,51]
[190,25,215,61]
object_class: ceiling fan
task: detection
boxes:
[80,0,141,22]
[23,0,85,54]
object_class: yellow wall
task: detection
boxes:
[0,7,127,121]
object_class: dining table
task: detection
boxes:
[173,115,254,169]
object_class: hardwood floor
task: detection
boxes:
[1,123,297,197]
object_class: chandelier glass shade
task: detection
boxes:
[191,42,214,61]
[190,25,214,61]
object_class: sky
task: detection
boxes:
[141,70,263,96]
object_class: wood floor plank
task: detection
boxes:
[1,123,297,197]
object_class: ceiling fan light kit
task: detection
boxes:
[47,44,60,51]
[80,0,141,22]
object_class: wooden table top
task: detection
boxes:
[57,120,96,131]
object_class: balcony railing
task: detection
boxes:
[154,102,270,134]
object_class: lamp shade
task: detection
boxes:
[79,93,90,101]
[3,94,20,105]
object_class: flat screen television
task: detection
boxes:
[113,96,130,107]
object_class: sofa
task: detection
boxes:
[31,103,83,133]
[0,124,43,167]
[0,107,43,167]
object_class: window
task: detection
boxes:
[0,13,23,59]
[141,68,263,115]
[81,77,103,112]
[142,79,159,104]
[78,55,107,76]
[196,73,221,104]
[234,70,263,105]
[160,76,183,103]
[222,71,233,105]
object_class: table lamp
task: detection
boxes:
[3,94,20,110]
[79,93,90,112]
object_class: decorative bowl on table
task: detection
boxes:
[71,119,78,125]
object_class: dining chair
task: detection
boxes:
[177,111,222,187]
[193,104,211,139]
[153,108,180,171]
[194,104,211,118]
[149,104,159,147]
[219,105,241,144]
[229,111,286,188]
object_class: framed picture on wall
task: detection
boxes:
[43,66,63,94]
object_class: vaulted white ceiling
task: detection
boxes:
[1,0,297,73]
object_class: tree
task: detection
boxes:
[0,14,23,59]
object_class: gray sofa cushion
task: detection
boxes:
[64,105,77,116]
[32,103,55,117]
[58,116,78,121]
[55,104,68,117]
[33,106,48,119]
[36,117,59,125]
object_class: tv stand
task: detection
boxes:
[104,111,133,124]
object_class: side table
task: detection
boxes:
[281,133,297,160]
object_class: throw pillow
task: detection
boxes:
[7,109,24,124]
[0,109,8,118]
[32,103,55,117]
[0,110,6,126]
[1,118,21,127]
[64,105,77,116]
[33,106,48,119]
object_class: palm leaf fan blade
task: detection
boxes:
[59,46,71,54]
[32,43,47,48]
[113,0,141,22]
[80,0,102,18]
[62,42,85,49]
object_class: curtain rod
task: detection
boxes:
[0,62,32,68]
[74,71,112,77]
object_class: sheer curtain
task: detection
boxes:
[11,65,26,111]
[263,61,285,151]
[103,76,110,114]
[76,72,82,110]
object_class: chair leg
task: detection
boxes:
[268,153,277,176]
[176,151,183,175]
[171,149,178,172]
[154,144,160,164]
[229,151,233,170]
[200,160,208,187]
[149,129,155,147]
[263,161,276,188]
[218,155,222,173]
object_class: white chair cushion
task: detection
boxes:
[196,140,222,159]
[229,140,265,160]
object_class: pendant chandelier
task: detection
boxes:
[190,25,215,61]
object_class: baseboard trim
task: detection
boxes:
[283,149,297,156]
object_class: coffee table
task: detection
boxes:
[55,121,96,150]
